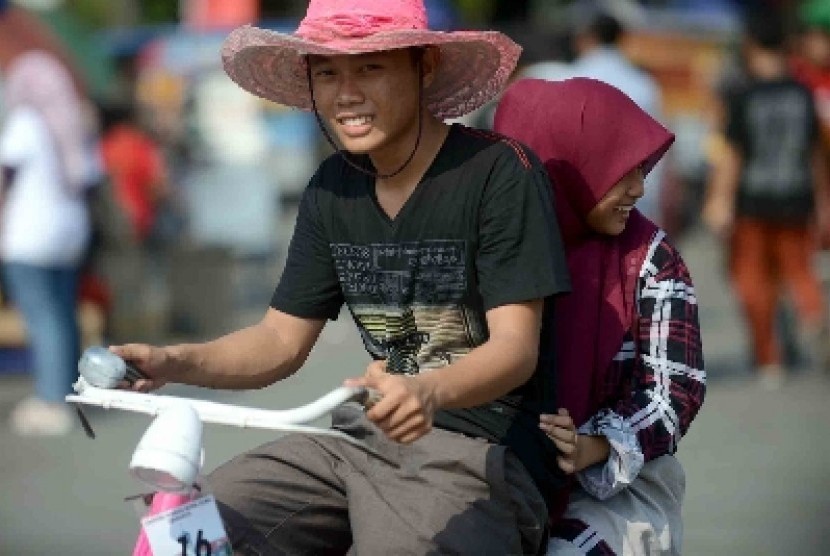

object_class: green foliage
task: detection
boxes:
[140,0,179,24]
[65,0,115,29]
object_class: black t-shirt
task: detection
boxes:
[272,123,571,501]
[725,78,819,220]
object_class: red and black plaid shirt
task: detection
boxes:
[578,231,706,496]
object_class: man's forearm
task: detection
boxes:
[415,333,538,410]
[707,140,741,207]
[165,322,310,390]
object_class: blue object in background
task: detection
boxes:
[0,347,32,376]
[425,0,460,30]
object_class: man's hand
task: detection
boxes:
[345,360,437,444]
[108,344,173,392]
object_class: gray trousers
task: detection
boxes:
[546,456,685,555]
[208,404,548,555]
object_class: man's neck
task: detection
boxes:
[372,118,450,191]
[369,118,450,220]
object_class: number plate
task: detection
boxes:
[142,494,231,555]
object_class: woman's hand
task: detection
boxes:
[108,344,172,392]
[541,408,612,474]
[345,360,438,444]
[540,408,580,474]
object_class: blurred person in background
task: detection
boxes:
[561,4,677,232]
[792,0,830,147]
[99,102,171,248]
[495,77,705,556]
[0,3,97,436]
[702,10,830,389]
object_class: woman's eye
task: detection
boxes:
[313,68,335,78]
[362,64,383,72]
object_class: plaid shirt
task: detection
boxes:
[576,230,706,500]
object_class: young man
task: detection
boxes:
[703,12,830,387]
[112,0,570,553]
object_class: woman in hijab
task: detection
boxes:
[494,78,706,555]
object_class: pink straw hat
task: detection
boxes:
[221,0,522,119]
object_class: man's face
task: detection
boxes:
[307,49,425,157]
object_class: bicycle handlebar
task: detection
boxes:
[67,378,377,432]
[67,347,382,445]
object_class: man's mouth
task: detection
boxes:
[338,115,374,127]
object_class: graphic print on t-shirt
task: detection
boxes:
[331,239,488,374]
[744,88,812,197]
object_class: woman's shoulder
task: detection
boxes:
[640,230,694,284]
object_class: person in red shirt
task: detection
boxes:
[99,104,170,245]
[792,0,830,151]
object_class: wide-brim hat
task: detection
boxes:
[221,0,522,120]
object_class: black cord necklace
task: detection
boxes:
[306,59,424,180]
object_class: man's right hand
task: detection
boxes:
[108,344,173,392]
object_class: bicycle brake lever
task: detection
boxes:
[73,404,96,439]
[356,388,383,410]
[123,362,149,385]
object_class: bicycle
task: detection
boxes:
[67,346,378,555]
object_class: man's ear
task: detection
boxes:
[421,46,441,89]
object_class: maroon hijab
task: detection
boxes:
[494,78,674,427]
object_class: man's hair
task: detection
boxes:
[745,11,787,51]
[588,13,623,45]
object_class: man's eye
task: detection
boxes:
[313,69,335,78]
[362,64,383,72]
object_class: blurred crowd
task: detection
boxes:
[0,0,828,440]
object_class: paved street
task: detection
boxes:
[1,227,828,555]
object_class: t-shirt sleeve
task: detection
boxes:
[271,174,344,320]
[476,148,571,310]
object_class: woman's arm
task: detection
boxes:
[568,232,706,500]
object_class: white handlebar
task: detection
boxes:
[67,378,376,445]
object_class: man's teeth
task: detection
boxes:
[615,206,633,213]
[341,116,372,126]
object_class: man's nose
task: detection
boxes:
[336,75,364,106]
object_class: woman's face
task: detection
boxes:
[585,166,645,236]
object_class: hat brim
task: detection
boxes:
[221,25,521,119]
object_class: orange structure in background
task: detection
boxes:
[622,31,729,122]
